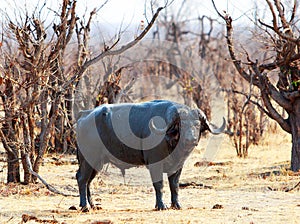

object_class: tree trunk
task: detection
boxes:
[21,152,32,184]
[65,88,75,153]
[33,95,61,181]
[7,149,20,183]
[290,98,300,172]
[21,112,34,184]
[0,124,21,183]
[54,112,64,152]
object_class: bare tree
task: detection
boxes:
[0,0,163,183]
[213,0,300,171]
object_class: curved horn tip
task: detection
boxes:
[209,117,226,135]
[149,119,167,135]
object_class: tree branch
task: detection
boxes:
[266,0,279,32]
[250,62,291,132]
[264,78,293,112]
[65,0,77,45]
[259,54,300,72]
[217,3,293,134]
[95,0,109,13]
[264,0,299,44]
[211,0,226,20]
[257,71,291,133]
[283,91,300,101]
[222,11,260,87]
[65,6,164,89]
[274,0,289,31]
[289,0,297,23]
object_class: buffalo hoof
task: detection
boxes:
[171,202,182,210]
[155,202,168,211]
[81,206,89,213]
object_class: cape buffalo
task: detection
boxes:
[76,100,225,211]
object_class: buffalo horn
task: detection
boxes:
[208,117,226,134]
[149,118,168,135]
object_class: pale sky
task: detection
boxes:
[1,0,278,42]
[1,0,261,24]
[85,0,259,24]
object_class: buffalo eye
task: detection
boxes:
[194,120,201,128]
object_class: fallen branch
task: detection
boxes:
[25,154,78,197]
[267,180,300,192]
[179,182,213,189]
[283,181,300,192]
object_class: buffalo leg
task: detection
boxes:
[153,180,167,210]
[168,168,182,209]
[76,158,97,212]
[149,166,167,210]
[87,169,98,209]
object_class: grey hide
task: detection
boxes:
[76,100,225,211]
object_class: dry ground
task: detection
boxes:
[0,130,300,224]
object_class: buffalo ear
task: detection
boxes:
[165,117,180,148]
[165,106,181,148]
[197,109,210,133]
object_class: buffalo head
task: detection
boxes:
[149,104,226,151]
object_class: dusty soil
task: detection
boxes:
[0,131,300,224]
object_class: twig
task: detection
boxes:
[95,0,109,13]
[211,0,226,20]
